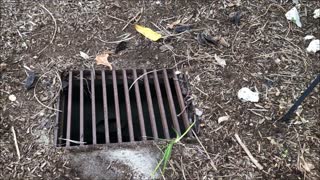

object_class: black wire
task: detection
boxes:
[281,74,320,122]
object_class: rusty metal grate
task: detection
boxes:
[55,69,193,147]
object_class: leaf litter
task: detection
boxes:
[95,51,113,69]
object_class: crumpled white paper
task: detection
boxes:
[237,87,259,102]
[306,39,320,53]
[313,9,320,19]
[304,35,315,41]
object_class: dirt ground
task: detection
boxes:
[1,0,320,179]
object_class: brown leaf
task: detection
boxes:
[96,52,112,69]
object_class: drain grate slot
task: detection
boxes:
[55,69,194,147]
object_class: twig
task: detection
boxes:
[98,35,135,44]
[251,4,287,22]
[177,105,188,117]
[251,4,290,36]
[98,33,134,43]
[37,45,49,55]
[192,130,217,171]
[194,86,208,96]
[39,4,57,44]
[106,14,127,23]
[122,8,143,31]
[33,71,62,112]
[234,133,263,170]
[128,70,160,90]
[231,26,243,54]
[11,126,21,160]
[180,157,187,180]
[59,138,86,144]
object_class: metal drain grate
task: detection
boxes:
[55,69,193,147]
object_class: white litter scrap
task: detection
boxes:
[195,108,203,116]
[237,87,259,102]
[218,115,230,124]
[313,9,320,19]
[306,39,320,53]
[304,35,315,41]
[214,54,226,68]
[285,7,302,27]
[9,94,17,102]
[292,0,299,5]
[80,51,90,60]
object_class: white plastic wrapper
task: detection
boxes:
[285,7,302,27]
[306,39,320,53]
[237,87,259,102]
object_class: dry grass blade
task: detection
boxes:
[39,4,57,44]
[152,122,196,178]
[11,126,20,161]
[129,70,159,90]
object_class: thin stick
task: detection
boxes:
[39,4,57,44]
[251,4,286,22]
[128,69,160,90]
[234,133,263,170]
[33,71,62,112]
[11,126,21,160]
[98,35,135,44]
[192,130,217,171]
[106,14,127,23]
[59,138,86,145]
[180,157,187,180]
[122,8,143,31]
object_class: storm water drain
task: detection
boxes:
[55,69,193,147]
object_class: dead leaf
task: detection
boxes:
[218,115,230,124]
[135,24,162,41]
[214,54,226,68]
[166,19,181,29]
[80,51,90,60]
[96,52,112,69]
